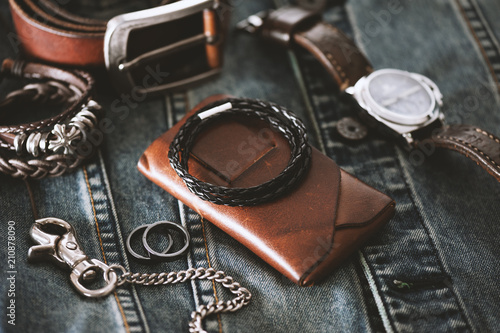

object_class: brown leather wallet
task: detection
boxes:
[138,95,396,286]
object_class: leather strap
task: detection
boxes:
[0,59,102,179]
[257,6,373,90]
[9,0,106,66]
[432,125,500,181]
[168,98,312,206]
[0,58,94,146]
[8,0,224,67]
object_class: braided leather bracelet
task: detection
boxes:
[169,98,312,206]
[0,59,102,179]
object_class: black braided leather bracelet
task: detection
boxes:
[168,98,312,206]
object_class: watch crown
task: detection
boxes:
[345,86,355,95]
[402,133,414,148]
[236,11,269,34]
[435,90,443,107]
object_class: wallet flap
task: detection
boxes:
[334,172,395,229]
[301,170,396,285]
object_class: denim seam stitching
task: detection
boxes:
[286,51,326,153]
[82,163,149,333]
[201,217,224,333]
[97,151,152,333]
[393,147,474,332]
[358,251,396,333]
[178,201,203,316]
[83,166,108,263]
[454,0,500,90]
[83,166,130,333]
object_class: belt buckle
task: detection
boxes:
[104,0,221,95]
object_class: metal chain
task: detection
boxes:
[108,265,252,333]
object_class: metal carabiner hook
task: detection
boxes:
[28,217,118,298]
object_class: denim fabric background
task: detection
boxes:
[1,0,499,332]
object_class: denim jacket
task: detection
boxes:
[1,0,499,332]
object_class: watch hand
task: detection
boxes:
[381,85,422,106]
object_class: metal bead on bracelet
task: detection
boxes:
[12,99,101,157]
[169,97,312,206]
[0,59,103,179]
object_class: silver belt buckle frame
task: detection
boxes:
[104,0,221,95]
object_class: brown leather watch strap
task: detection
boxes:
[293,21,373,90]
[432,125,500,181]
[250,6,373,90]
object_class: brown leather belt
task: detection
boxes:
[9,0,227,94]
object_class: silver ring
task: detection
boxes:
[142,221,190,261]
[126,224,173,262]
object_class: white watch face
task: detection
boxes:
[364,69,436,125]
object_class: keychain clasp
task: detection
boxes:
[28,217,118,298]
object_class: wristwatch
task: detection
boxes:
[238,6,500,182]
[8,0,229,95]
